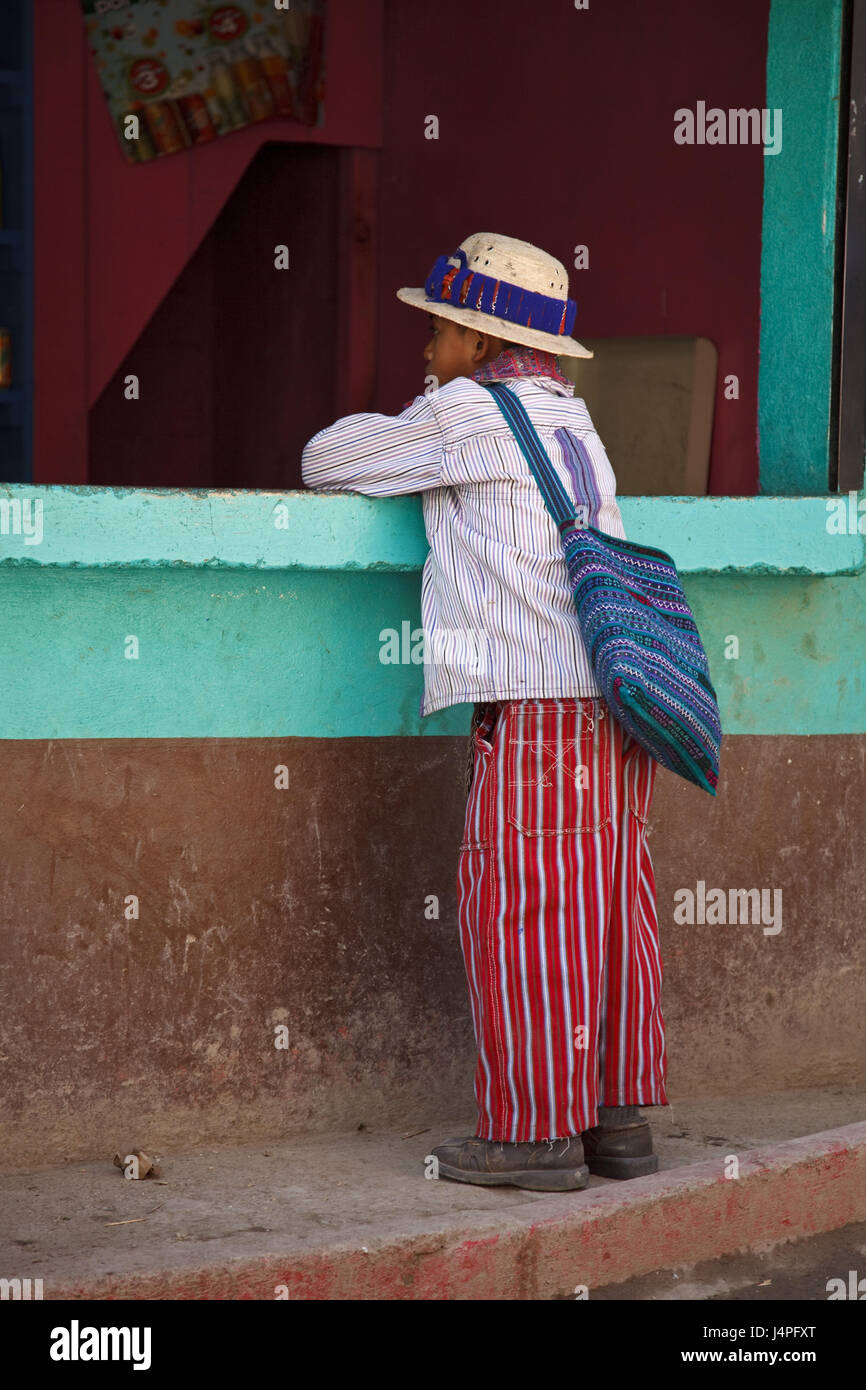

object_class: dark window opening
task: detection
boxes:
[89,143,340,491]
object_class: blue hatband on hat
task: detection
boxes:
[423,247,578,337]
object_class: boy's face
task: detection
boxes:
[423,313,505,388]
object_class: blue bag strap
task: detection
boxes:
[481,381,575,528]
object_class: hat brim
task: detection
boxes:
[396,287,594,359]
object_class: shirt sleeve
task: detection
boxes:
[300,392,446,496]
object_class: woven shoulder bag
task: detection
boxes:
[482,381,722,795]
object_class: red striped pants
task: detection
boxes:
[456,696,668,1142]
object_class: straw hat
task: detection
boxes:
[396,232,593,358]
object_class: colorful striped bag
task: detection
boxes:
[482,381,722,795]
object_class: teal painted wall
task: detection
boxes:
[0,567,863,738]
[1,488,863,738]
[759,0,845,494]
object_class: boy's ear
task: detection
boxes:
[472,332,503,365]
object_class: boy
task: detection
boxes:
[301,233,668,1192]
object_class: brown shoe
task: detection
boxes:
[580,1107,659,1179]
[430,1134,590,1191]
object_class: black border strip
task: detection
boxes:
[834,0,866,491]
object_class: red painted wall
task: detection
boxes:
[35,0,767,494]
[375,0,769,495]
[33,0,383,484]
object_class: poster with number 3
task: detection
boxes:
[81,0,327,163]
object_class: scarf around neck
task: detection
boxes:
[471,344,572,390]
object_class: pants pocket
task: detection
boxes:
[505,699,611,836]
[624,736,656,825]
[460,703,500,849]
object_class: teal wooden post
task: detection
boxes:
[759,0,846,494]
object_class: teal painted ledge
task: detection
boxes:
[1,487,864,739]
[1,486,864,575]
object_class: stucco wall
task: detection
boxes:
[0,487,863,1168]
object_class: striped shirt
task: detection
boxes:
[300,373,627,717]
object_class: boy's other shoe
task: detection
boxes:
[430,1134,589,1192]
[580,1105,659,1179]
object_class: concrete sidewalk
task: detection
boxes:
[2,1087,865,1300]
